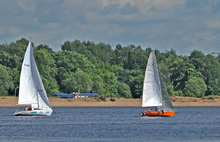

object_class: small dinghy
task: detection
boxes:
[141,51,175,117]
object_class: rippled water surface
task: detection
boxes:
[0,107,220,142]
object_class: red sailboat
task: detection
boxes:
[141,51,175,117]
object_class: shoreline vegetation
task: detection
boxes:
[0,96,220,107]
[2,38,220,102]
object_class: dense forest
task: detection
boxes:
[0,38,219,98]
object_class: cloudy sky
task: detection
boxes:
[1,0,220,55]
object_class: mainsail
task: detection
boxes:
[142,51,162,107]
[18,41,51,110]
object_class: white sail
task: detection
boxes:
[18,41,51,110]
[142,51,162,107]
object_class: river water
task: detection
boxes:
[0,107,220,142]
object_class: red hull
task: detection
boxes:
[142,111,175,117]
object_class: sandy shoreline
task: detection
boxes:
[0,96,220,107]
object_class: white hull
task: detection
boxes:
[14,109,53,116]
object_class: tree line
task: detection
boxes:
[0,38,219,98]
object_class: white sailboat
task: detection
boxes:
[14,41,53,116]
[141,51,175,117]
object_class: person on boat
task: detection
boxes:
[24,106,28,111]
[147,108,150,113]
[156,107,160,116]
[160,107,164,114]
[28,105,32,111]
[141,109,147,116]
[157,109,160,116]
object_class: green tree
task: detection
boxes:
[166,84,175,96]
[7,68,20,95]
[110,44,124,67]
[53,50,96,75]
[0,51,20,69]
[117,82,132,98]
[5,38,30,65]
[61,69,93,94]
[34,49,59,95]
[35,44,55,54]
[62,77,78,94]
[74,68,93,93]
[184,77,207,97]
[0,65,14,96]
[130,74,144,98]
[170,57,191,90]
[91,75,105,95]
[185,68,202,80]
[56,67,68,86]
[204,54,220,95]
[189,50,206,80]
[100,71,119,97]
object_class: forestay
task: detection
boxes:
[142,51,162,107]
[18,42,51,110]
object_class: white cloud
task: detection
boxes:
[33,18,38,23]
[47,23,61,29]
[183,37,197,44]
[64,0,99,9]
[152,0,187,10]
[10,26,20,34]
[182,32,217,46]
[196,32,216,41]
[64,0,187,16]
[97,0,187,14]
[86,11,136,24]
[18,0,36,12]
[97,0,135,8]
[207,19,220,28]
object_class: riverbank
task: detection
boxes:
[0,96,220,107]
